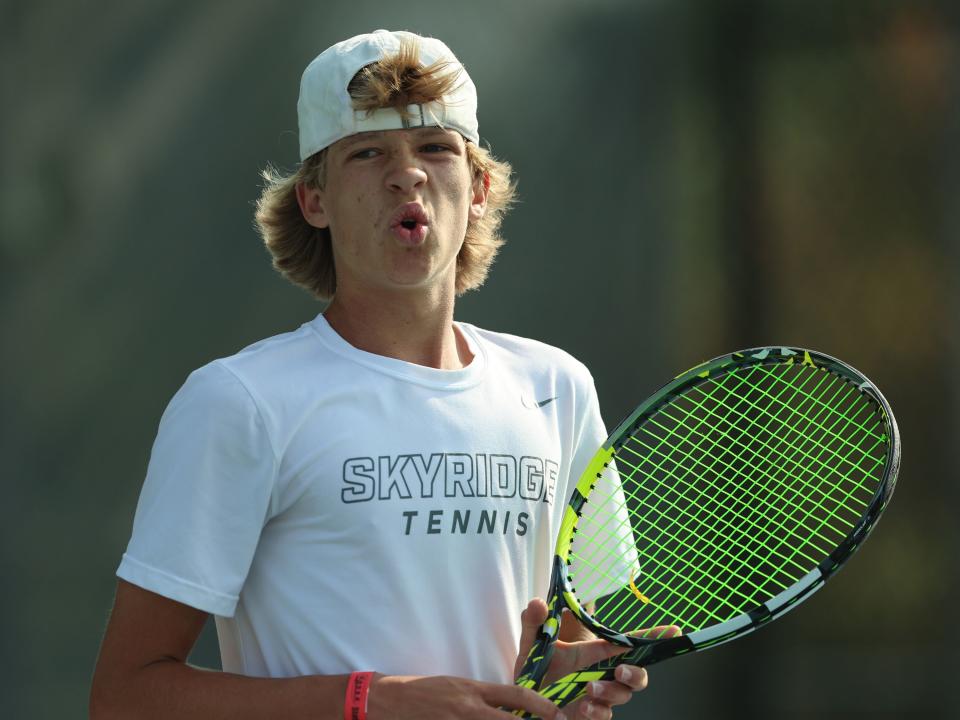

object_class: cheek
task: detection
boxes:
[328,191,375,236]
[443,173,476,221]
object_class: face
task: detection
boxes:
[297,127,487,299]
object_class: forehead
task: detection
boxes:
[333,126,464,152]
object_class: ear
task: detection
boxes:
[468,171,490,223]
[296,182,330,229]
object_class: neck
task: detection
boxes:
[322,283,471,370]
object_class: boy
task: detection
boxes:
[91,30,659,719]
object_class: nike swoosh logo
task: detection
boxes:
[522,395,558,409]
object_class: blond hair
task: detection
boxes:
[255,38,515,300]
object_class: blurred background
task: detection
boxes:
[2,0,957,717]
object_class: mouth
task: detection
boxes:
[390,203,430,245]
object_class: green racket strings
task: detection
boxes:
[566,363,889,635]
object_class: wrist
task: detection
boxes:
[344,671,375,720]
[364,674,408,720]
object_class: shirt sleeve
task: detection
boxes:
[567,372,641,606]
[117,361,279,617]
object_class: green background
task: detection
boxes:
[3,0,957,717]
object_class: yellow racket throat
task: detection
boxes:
[629,579,650,604]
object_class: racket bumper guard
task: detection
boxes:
[555,508,580,563]
[575,446,615,497]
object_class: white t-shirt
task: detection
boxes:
[118,314,609,682]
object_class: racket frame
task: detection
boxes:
[515,346,900,709]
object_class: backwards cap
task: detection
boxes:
[297,29,479,160]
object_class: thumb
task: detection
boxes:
[514,598,549,679]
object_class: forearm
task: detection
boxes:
[91,666,565,720]
[90,662,348,720]
[91,581,565,720]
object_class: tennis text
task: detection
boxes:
[340,453,559,504]
[400,509,530,536]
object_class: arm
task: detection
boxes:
[90,580,340,719]
[91,580,567,720]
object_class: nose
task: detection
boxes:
[385,148,427,194]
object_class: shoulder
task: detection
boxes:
[463,323,595,388]
[191,316,341,402]
[167,317,331,426]
[214,320,321,383]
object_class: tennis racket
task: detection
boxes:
[514,346,900,714]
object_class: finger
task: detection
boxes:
[558,608,595,643]
[613,665,649,691]
[552,626,679,684]
[566,696,612,720]
[480,682,567,720]
[483,708,563,720]
[585,679,634,707]
[521,598,549,633]
[632,624,683,639]
[555,637,635,672]
[514,598,549,678]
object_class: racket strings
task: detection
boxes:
[708,369,886,603]
[635,373,884,625]
[566,363,888,635]
[573,366,831,627]
[573,364,841,598]
[594,367,884,629]
[647,370,883,550]
[568,367,787,621]
[598,367,883,628]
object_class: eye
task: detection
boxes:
[349,147,381,160]
[421,143,452,153]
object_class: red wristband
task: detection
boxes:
[344,671,373,720]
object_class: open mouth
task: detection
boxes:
[390,203,430,244]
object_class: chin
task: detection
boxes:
[386,265,446,287]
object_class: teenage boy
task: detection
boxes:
[91,30,667,720]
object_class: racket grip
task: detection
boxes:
[513,667,619,717]
[542,667,618,709]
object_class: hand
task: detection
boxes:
[514,598,681,720]
[367,673,570,720]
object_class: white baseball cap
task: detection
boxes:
[297,29,479,160]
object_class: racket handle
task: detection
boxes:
[544,666,618,708]
[514,637,681,717]
[513,667,618,717]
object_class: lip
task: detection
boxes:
[389,202,430,246]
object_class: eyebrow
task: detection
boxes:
[340,127,457,149]
[412,126,456,137]
[340,132,384,149]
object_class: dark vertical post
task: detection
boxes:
[706,2,772,718]
[714,0,766,349]
[941,7,960,718]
